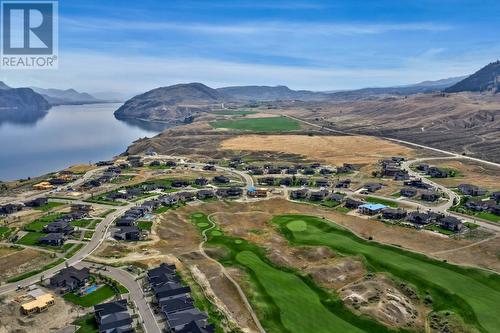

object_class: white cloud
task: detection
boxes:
[62,17,452,36]
[1,50,487,95]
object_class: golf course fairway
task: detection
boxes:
[273,215,500,333]
[236,250,365,333]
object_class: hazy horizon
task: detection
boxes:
[2,0,499,96]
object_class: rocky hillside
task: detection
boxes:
[296,93,500,162]
[0,84,51,112]
[114,83,226,122]
[445,61,500,93]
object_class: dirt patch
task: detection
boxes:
[0,288,80,333]
[221,135,416,165]
[0,248,54,282]
[339,274,426,330]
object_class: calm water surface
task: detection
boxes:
[0,103,169,181]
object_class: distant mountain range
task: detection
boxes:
[445,60,500,93]
[114,75,468,121]
[30,87,105,105]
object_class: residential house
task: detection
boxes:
[393,171,410,181]
[344,198,364,209]
[286,168,298,175]
[491,192,500,202]
[427,167,448,178]
[267,167,282,175]
[196,190,215,200]
[302,168,316,175]
[94,299,135,333]
[227,187,243,197]
[279,177,293,186]
[176,320,215,333]
[465,199,496,212]
[171,180,191,188]
[400,188,417,197]
[297,178,309,186]
[420,191,440,202]
[319,168,334,175]
[0,203,23,215]
[335,179,351,189]
[166,308,209,332]
[328,193,344,203]
[114,226,142,241]
[404,179,433,189]
[438,216,464,232]
[364,183,382,193]
[290,189,309,200]
[458,184,487,196]
[202,165,215,171]
[176,192,196,202]
[39,233,66,246]
[250,168,264,175]
[50,267,90,292]
[258,177,275,186]
[44,221,74,235]
[358,203,387,215]
[406,211,436,226]
[195,178,208,186]
[310,190,329,201]
[24,197,48,207]
[166,161,178,167]
[416,164,429,172]
[247,188,267,198]
[149,160,161,167]
[315,178,329,187]
[212,175,230,184]
[382,208,407,220]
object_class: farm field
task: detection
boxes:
[210,116,301,132]
[273,215,500,333]
[220,134,416,165]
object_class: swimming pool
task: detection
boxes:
[84,285,98,294]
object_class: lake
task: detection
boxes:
[0,103,170,181]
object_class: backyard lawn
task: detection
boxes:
[74,314,99,333]
[64,285,116,307]
[24,213,64,232]
[137,221,153,231]
[34,202,65,211]
[16,231,47,245]
[365,196,398,208]
[210,116,301,132]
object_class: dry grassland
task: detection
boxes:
[221,135,416,165]
[423,159,500,190]
[0,248,54,282]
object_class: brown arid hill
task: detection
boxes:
[114,82,227,123]
[286,92,500,163]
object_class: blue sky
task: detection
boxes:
[3,0,500,97]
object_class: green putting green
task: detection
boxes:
[211,230,223,236]
[192,213,204,218]
[234,239,243,244]
[197,222,209,228]
[286,220,307,232]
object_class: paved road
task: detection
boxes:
[0,203,130,295]
[76,262,162,333]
